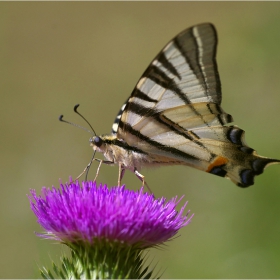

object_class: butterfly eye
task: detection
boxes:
[93,136,103,147]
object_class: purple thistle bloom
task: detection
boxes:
[29,180,193,248]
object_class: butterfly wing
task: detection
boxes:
[112,23,279,187]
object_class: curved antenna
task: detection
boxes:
[59,115,94,135]
[59,104,98,182]
[74,104,97,136]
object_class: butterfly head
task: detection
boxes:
[89,136,106,153]
[89,134,119,163]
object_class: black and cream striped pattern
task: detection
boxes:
[92,23,279,187]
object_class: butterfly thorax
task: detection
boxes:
[90,134,153,172]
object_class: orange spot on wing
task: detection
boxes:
[206,156,228,172]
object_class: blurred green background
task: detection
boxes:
[1,2,280,278]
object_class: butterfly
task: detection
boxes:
[85,23,280,188]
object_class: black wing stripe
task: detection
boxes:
[132,88,158,103]
[205,25,221,103]
[193,24,221,104]
[174,26,209,98]
[131,70,225,131]
[173,36,195,78]
[143,65,191,104]
[112,88,159,134]
[126,102,219,155]
[156,51,181,80]
[127,102,192,141]
[104,138,147,154]
[141,65,204,119]
[119,120,200,162]
[174,24,221,104]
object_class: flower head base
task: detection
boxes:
[29,180,193,248]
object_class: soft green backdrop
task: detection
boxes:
[1,2,280,278]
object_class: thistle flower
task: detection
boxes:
[29,180,193,279]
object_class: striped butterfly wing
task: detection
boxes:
[113,23,279,187]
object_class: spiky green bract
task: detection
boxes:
[40,240,154,279]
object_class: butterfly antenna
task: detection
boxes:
[59,115,94,135]
[74,104,97,136]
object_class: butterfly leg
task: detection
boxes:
[78,151,101,181]
[75,158,114,182]
[93,160,103,182]
[93,158,115,182]
[75,162,92,181]
[134,168,153,193]
[118,163,126,186]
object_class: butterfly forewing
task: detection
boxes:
[116,23,228,162]
[112,23,221,134]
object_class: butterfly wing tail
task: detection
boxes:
[207,154,280,187]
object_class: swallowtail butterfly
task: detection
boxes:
[89,23,279,187]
